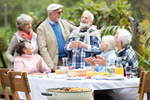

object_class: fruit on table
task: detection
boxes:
[92,71,110,77]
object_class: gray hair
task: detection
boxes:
[116,29,132,46]
[16,14,33,30]
[102,35,115,51]
[16,39,31,55]
[82,10,94,21]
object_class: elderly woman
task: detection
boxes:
[85,35,117,72]
[14,40,51,74]
[6,14,38,69]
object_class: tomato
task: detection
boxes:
[74,75,85,77]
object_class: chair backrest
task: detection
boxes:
[138,68,146,78]
[138,71,150,100]
[8,71,31,100]
[0,68,12,100]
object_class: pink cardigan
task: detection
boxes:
[14,54,51,74]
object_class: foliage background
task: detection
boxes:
[0,0,150,70]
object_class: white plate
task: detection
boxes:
[105,77,125,80]
[66,77,85,80]
[92,76,106,80]
[53,74,68,79]
[28,74,47,78]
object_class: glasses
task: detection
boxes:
[57,11,63,14]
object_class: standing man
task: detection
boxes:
[64,10,101,69]
[37,3,76,71]
[93,29,138,78]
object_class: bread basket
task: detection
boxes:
[67,69,94,77]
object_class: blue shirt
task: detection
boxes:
[48,18,67,60]
[95,50,117,72]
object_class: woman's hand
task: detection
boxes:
[93,55,108,66]
[36,58,42,69]
[85,57,97,66]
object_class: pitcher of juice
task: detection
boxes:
[115,57,124,76]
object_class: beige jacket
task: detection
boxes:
[37,19,76,68]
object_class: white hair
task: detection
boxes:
[82,10,94,21]
[16,14,32,30]
[116,29,132,46]
[102,35,115,51]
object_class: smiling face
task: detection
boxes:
[21,21,32,34]
[23,42,34,55]
[49,8,63,23]
[80,13,93,29]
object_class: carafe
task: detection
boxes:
[115,57,124,76]
[61,57,69,74]
[62,57,69,67]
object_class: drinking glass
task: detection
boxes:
[115,57,124,76]
[125,66,132,79]
[86,71,93,79]
[55,66,61,74]
[106,63,116,76]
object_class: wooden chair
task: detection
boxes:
[7,71,31,100]
[0,68,12,100]
[138,71,150,100]
[138,68,146,78]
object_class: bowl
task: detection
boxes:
[67,69,94,77]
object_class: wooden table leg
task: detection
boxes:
[92,91,95,100]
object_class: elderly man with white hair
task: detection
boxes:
[94,29,138,78]
[37,3,76,71]
[64,10,101,69]
[85,35,117,72]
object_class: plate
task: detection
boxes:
[28,73,47,78]
[53,74,68,79]
[92,76,106,80]
[66,77,85,80]
[105,77,125,80]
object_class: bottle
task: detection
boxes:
[115,57,124,76]
[69,64,73,70]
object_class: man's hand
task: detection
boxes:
[85,57,97,67]
[36,58,42,69]
[93,55,108,66]
[51,67,55,73]
[70,41,79,48]
[77,41,87,49]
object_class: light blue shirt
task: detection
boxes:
[94,50,117,72]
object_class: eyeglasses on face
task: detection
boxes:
[57,11,63,14]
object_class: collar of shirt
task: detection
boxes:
[48,17,58,26]
[80,28,89,32]
[118,44,131,54]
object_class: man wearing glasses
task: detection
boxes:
[37,3,76,72]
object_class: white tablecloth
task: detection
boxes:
[19,77,147,100]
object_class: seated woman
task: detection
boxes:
[6,14,38,69]
[14,40,51,74]
[85,35,117,72]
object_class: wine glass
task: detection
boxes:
[125,66,132,79]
